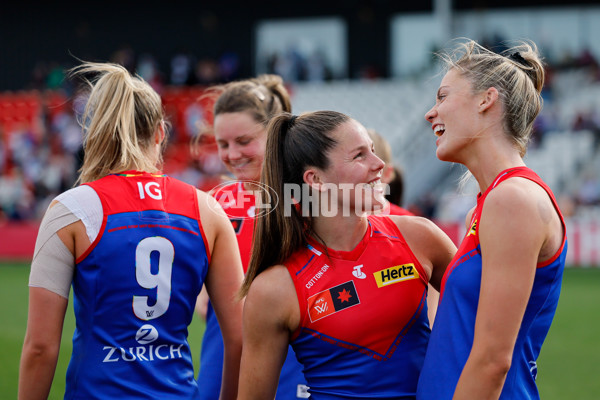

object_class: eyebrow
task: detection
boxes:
[437,86,449,97]
[350,143,370,154]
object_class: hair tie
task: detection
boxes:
[289,115,298,125]
[509,51,527,66]
[253,88,266,101]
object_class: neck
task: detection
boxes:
[463,136,525,194]
[242,180,261,192]
[311,213,369,252]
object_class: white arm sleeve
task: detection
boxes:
[55,185,103,243]
[29,202,79,299]
[29,186,103,299]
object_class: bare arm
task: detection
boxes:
[195,287,209,320]
[426,284,440,327]
[238,265,299,400]
[19,203,86,400]
[393,216,457,291]
[200,192,245,400]
[453,182,546,399]
[19,288,68,400]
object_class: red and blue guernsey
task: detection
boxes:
[287,215,431,399]
[65,171,209,399]
[199,181,308,399]
[417,167,567,400]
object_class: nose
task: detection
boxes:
[425,105,437,123]
[373,154,385,173]
[227,144,242,160]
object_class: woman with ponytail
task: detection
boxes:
[18,62,244,399]
[417,39,567,399]
[238,111,456,399]
[195,74,307,400]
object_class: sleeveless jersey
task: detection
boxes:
[386,202,414,216]
[417,167,567,400]
[199,181,308,399]
[64,171,210,399]
[287,215,431,399]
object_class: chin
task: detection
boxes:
[435,147,453,162]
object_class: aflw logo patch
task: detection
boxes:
[374,264,419,288]
[307,281,360,322]
[468,220,477,236]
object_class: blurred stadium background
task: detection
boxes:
[1,1,600,398]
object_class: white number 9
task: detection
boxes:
[133,236,174,320]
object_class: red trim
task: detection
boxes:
[196,191,212,265]
[76,215,106,264]
[373,215,430,286]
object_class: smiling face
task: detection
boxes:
[214,111,267,182]
[313,119,386,214]
[425,68,483,163]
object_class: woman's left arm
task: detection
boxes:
[453,182,547,399]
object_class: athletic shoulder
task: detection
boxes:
[484,178,541,219]
[245,265,298,330]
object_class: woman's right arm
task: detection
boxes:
[19,201,85,400]
[19,288,68,400]
[393,216,457,291]
[238,265,299,400]
[200,192,245,400]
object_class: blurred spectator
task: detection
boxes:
[218,52,240,82]
[170,51,195,85]
[434,187,477,224]
[46,62,66,90]
[306,49,332,81]
[110,45,136,73]
[572,109,600,149]
[0,166,35,220]
[195,58,220,84]
[271,44,306,82]
[367,128,411,215]
[183,102,206,140]
[137,54,164,93]
[577,173,600,206]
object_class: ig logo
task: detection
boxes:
[136,324,159,345]
[352,265,366,279]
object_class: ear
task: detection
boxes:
[303,168,327,192]
[155,121,166,145]
[478,87,499,113]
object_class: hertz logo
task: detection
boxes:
[373,264,418,288]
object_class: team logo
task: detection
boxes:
[468,220,477,236]
[230,218,244,234]
[307,280,360,322]
[373,264,419,288]
[296,384,310,398]
[529,360,538,380]
[135,324,159,345]
[352,265,366,279]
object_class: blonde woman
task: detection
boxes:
[417,39,567,399]
[18,63,244,399]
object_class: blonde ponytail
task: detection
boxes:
[70,62,165,183]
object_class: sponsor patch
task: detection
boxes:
[307,280,360,322]
[373,264,419,288]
